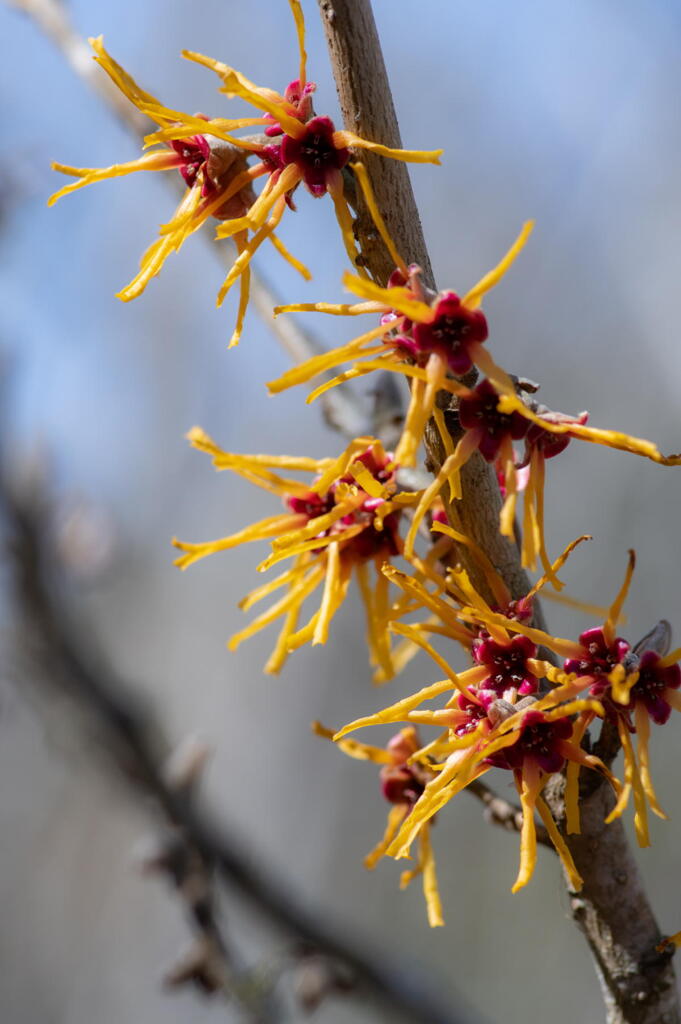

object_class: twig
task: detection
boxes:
[317,2,679,1021]
[467,779,551,848]
[0,467,477,1024]
[4,477,279,1023]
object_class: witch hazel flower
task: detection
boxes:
[267,162,530,464]
[400,377,537,569]
[47,37,278,346]
[174,2,442,295]
[454,547,681,848]
[375,524,600,704]
[313,723,443,927]
[332,640,615,910]
[497,391,681,468]
[381,534,591,702]
[49,3,441,346]
[555,554,681,847]
[172,430,436,678]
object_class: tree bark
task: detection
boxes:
[316,1,680,1020]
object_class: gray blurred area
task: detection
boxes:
[2,0,681,1022]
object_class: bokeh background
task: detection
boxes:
[2,0,681,1021]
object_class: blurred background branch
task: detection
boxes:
[0,431,479,1023]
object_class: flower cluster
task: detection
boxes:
[48,3,441,346]
[53,1,681,933]
[172,429,447,679]
[321,549,681,921]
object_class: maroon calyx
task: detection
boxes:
[624,650,681,725]
[409,293,488,374]
[280,115,350,197]
[380,729,432,806]
[525,423,571,460]
[285,445,401,561]
[564,627,630,686]
[264,78,316,136]
[472,634,538,697]
[459,379,529,462]
[484,709,571,774]
[453,694,489,738]
[170,134,213,193]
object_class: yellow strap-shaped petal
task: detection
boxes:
[342,271,434,321]
[462,221,534,309]
[334,130,443,165]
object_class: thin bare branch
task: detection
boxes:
[467,778,551,848]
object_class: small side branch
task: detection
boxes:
[467,779,551,848]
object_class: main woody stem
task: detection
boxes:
[316,1,679,1020]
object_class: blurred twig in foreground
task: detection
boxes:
[0,458,480,1024]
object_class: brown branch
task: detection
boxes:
[317,2,679,1021]
[467,778,551,848]
[317,0,542,617]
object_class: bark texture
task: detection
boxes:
[317,1,680,1020]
